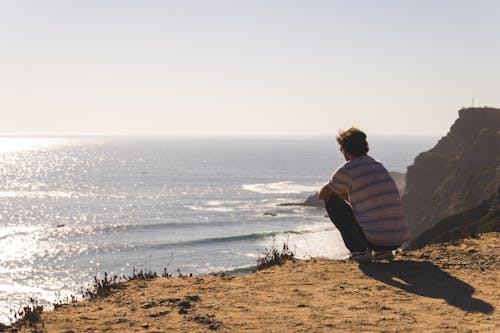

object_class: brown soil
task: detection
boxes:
[15,232,499,333]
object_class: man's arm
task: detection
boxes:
[317,183,349,202]
[317,183,337,202]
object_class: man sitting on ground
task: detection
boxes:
[318,128,410,262]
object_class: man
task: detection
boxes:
[318,128,410,262]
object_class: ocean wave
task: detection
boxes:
[139,224,335,251]
[0,231,10,241]
[184,205,235,213]
[214,264,255,275]
[205,200,228,206]
[0,190,127,200]
[36,220,235,239]
[112,220,239,233]
[242,181,319,194]
[295,222,335,233]
[145,230,301,250]
[183,200,318,216]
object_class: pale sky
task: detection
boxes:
[1,0,499,135]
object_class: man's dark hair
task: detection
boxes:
[336,127,369,157]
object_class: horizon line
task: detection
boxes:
[0,131,443,137]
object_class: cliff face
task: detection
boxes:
[402,107,500,239]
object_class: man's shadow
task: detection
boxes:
[359,260,494,313]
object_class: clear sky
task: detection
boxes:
[1,0,499,135]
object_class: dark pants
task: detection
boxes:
[325,196,400,253]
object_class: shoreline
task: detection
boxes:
[9,232,499,332]
[2,262,259,326]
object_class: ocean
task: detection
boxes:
[0,135,438,323]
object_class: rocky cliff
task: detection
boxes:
[402,107,500,242]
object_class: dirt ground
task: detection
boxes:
[14,232,500,333]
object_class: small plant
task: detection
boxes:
[162,252,174,277]
[9,256,185,328]
[128,268,158,281]
[53,291,80,310]
[10,297,44,331]
[257,237,295,270]
[162,267,172,277]
[81,272,122,300]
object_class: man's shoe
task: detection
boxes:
[372,250,394,261]
[349,250,372,262]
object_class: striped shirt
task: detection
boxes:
[328,155,410,246]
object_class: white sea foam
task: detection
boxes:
[257,222,349,260]
[242,181,320,194]
[296,222,335,233]
[185,205,235,213]
[206,200,225,206]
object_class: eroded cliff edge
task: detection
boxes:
[402,107,500,247]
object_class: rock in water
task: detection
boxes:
[402,107,500,241]
[303,193,325,207]
[277,193,324,207]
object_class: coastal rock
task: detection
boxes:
[302,194,325,207]
[402,107,500,242]
[277,193,324,208]
[408,191,499,249]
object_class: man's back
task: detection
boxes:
[330,155,410,246]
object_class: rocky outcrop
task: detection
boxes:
[277,193,325,207]
[408,191,499,249]
[402,107,500,240]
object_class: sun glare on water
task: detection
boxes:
[0,137,65,152]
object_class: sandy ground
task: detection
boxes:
[13,232,499,333]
